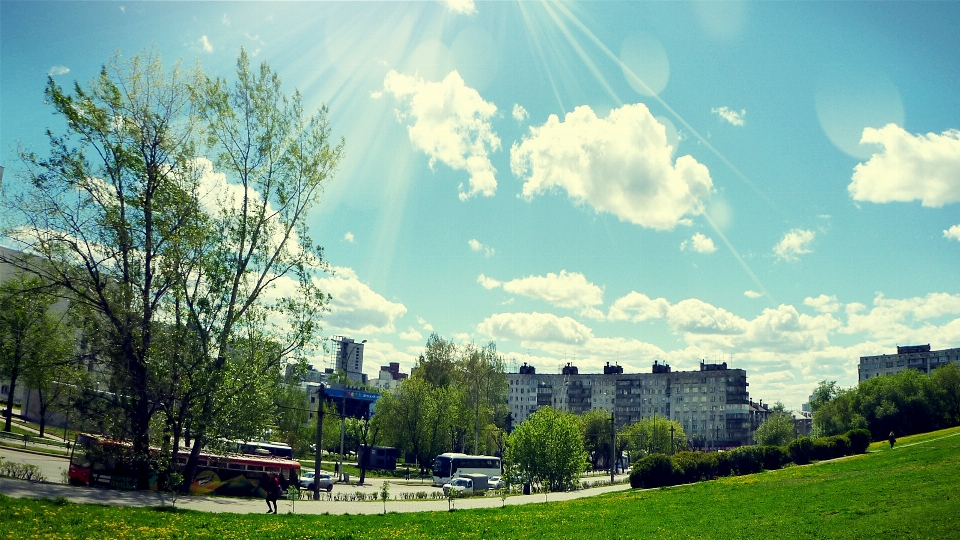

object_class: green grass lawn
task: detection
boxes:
[3,427,959,539]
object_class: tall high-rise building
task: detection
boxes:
[331,336,366,384]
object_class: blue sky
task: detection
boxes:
[3,1,960,408]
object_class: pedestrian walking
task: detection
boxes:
[265,473,281,513]
[888,431,896,449]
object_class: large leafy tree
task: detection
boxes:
[458,342,507,454]
[1,48,341,489]
[753,411,796,446]
[581,409,613,470]
[0,52,203,487]
[171,48,342,487]
[505,406,588,492]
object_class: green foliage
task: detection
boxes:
[505,406,589,492]
[759,445,789,471]
[788,436,814,465]
[727,446,765,475]
[629,453,674,488]
[0,275,73,433]
[375,334,509,463]
[847,428,872,454]
[621,414,686,459]
[580,409,613,470]
[813,365,960,441]
[753,412,796,447]
[812,437,837,461]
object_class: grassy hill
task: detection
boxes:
[3,427,959,539]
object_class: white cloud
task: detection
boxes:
[944,224,960,242]
[47,66,70,77]
[477,273,501,290]
[382,70,500,200]
[443,0,476,15]
[608,292,670,322]
[667,298,748,335]
[483,270,604,311]
[680,232,717,253]
[468,238,494,257]
[804,294,840,313]
[198,35,214,53]
[744,290,763,299]
[119,5,125,13]
[841,292,960,344]
[222,13,230,25]
[417,317,434,332]
[774,228,815,261]
[399,328,423,342]
[317,266,407,335]
[512,104,529,122]
[849,124,960,207]
[511,103,713,230]
[343,232,355,243]
[477,312,594,344]
[711,106,745,126]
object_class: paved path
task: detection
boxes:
[0,475,632,515]
[1,447,632,514]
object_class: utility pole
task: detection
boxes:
[610,412,616,483]
[670,424,675,455]
[314,384,325,500]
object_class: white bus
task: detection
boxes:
[431,453,501,486]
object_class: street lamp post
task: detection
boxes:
[313,384,325,500]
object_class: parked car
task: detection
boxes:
[299,471,334,492]
[489,476,505,489]
[442,477,474,496]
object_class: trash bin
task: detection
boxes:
[523,483,531,495]
[343,473,350,483]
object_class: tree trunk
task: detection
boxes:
[3,362,19,432]
[37,388,47,438]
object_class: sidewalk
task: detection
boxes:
[0,476,632,515]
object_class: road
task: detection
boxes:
[0,447,632,514]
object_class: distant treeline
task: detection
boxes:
[812,363,960,440]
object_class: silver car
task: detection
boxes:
[299,471,334,492]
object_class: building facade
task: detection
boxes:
[370,362,408,391]
[507,360,753,447]
[331,336,366,384]
[858,344,960,382]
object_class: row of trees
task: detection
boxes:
[0,47,342,490]
[373,334,509,474]
[811,364,960,440]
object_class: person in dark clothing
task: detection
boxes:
[265,473,281,513]
[888,431,896,449]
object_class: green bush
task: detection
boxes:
[714,451,733,477]
[847,429,871,454]
[728,446,764,475]
[788,437,814,465]
[812,437,836,461]
[630,454,675,488]
[831,435,851,458]
[760,446,789,471]
[671,452,703,484]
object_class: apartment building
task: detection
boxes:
[858,344,960,382]
[507,360,753,447]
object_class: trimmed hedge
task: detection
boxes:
[628,428,871,491]
[788,437,814,465]
[847,429,871,454]
[630,454,675,488]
